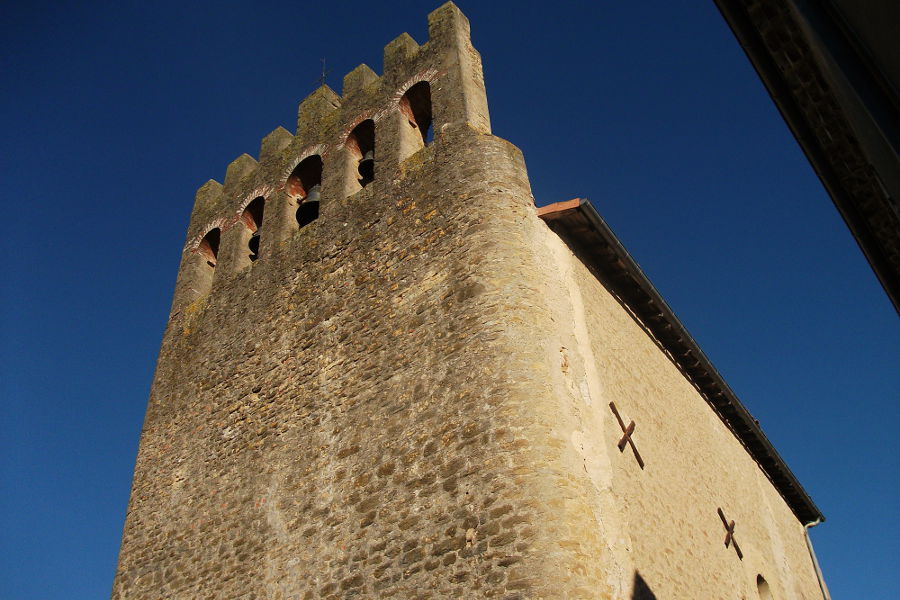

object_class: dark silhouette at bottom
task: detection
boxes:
[633,572,658,600]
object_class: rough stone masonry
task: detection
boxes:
[112,3,829,598]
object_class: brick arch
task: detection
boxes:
[194,227,220,266]
[283,145,328,180]
[236,185,273,216]
[185,217,229,254]
[392,68,440,107]
[286,154,323,200]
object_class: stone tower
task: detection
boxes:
[113,3,828,598]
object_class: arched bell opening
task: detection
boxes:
[346,119,375,189]
[198,228,220,268]
[401,81,433,145]
[239,196,265,265]
[188,227,220,299]
[287,155,322,229]
[397,81,433,162]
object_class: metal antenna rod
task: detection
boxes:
[317,58,329,87]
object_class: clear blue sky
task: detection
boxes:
[1,1,896,598]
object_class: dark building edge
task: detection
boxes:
[538,198,824,526]
[712,0,900,314]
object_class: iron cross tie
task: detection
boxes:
[717,507,744,560]
[608,402,645,469]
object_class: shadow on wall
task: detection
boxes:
[633,572,658,600]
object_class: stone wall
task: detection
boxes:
[499,208,828,598]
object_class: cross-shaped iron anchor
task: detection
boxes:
[717,507,743,560]
[608,402,645,469]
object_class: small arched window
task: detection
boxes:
[346,119,375,189]
[287,155,322,229]
[239,196,265,265]
[756,575,773,600]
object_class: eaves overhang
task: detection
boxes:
[538,198,824,525]
[713,0,900,315]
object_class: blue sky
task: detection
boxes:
[1,1,896,598]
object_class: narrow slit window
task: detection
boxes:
[287,155,322,229]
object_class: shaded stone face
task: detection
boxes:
[115,134,546,599]
[114,4,553,598]
[113,3,827,599]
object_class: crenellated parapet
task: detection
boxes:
[170,1,498,316]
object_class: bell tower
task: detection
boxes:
[113,3,556,597]
[113,3,827,599]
